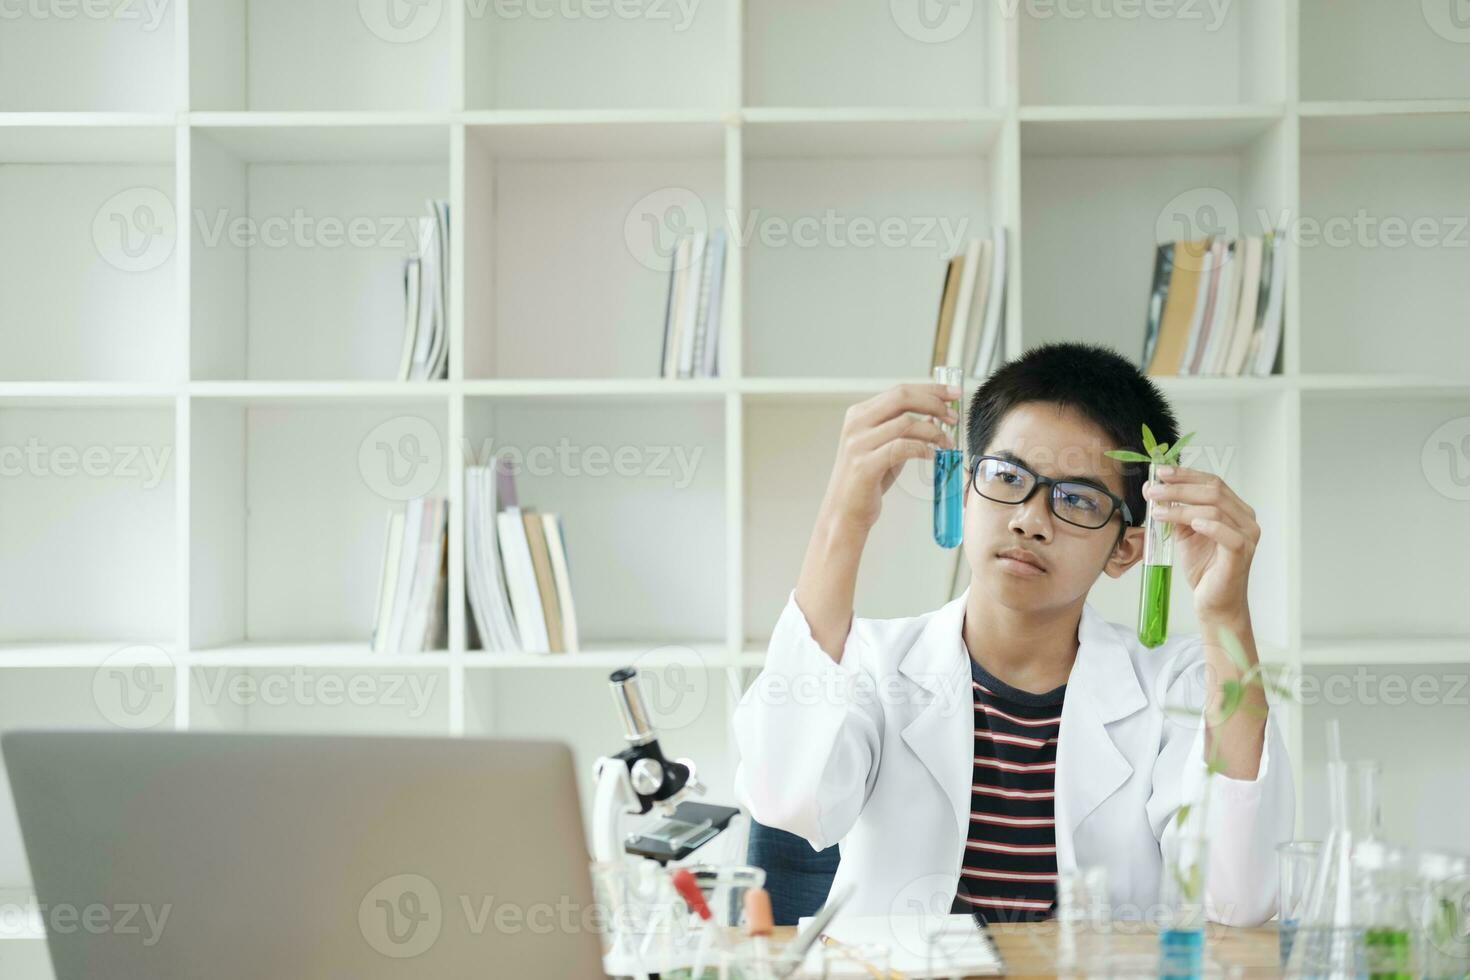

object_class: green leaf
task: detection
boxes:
[1206,755,1228,777]
[1104,449,1153,463]
[1166,431,1196,465]
[1215,626,1250,672]
[1156,442,1169,458]
[1218,679,1244,721]
[1176,803,1192,827]
[1141,423,1158,454]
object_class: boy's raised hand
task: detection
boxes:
[818,382,960,533]
[1143,465,1260,624]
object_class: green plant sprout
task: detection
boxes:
[1104,423,1196,542]
[1164,626,1297,903]
[1106,424,1196,647]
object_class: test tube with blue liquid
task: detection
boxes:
[932,366,964,549]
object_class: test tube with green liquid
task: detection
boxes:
[1138,461,1172,648]
[932,366,964,549]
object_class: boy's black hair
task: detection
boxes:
[965,342,1179,532]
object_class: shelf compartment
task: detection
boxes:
[189,0,451,111]
[466,0,731,110]
[1302,394,1470,640]
[0,4,175,111]
[744,0,998,109]
[1300,1,1470,102]
[0,130,177,382]
[463,122,726,380]
[189,125,449,381]
[1020,117,1290,362]
[743,122,999,379]
[463,396,726,646]
[1019,0,1283,107]
[1299,138,1470,377]
[188,399,450,651]
[0,405,175,644]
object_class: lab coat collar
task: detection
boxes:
[895,586,1149,871]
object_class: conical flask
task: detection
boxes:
[1286,730,1383,977]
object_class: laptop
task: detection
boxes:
[2,731,607,979]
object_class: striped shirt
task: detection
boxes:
[950,655,1064,923]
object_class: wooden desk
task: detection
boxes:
[766,921,1282,978]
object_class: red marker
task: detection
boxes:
[672,867,712,920]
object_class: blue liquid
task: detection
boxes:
[933,448,963,548]
[1159,926,1204,979]
[1279,917,1298,967]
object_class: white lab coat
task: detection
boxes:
[732,587,1294,926]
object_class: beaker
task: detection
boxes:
[1286,756,1384,978]
[1354,839,1415,980]
[1415,850,1470,980]
[1158,831,1210,979]
[932,365,964,549]
[1137,460,1172,647]
[1277,840,1321,966]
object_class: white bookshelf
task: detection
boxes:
[1,0,1468,936]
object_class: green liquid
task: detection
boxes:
[1364,927,1412,980]
[1139,563,1171,648]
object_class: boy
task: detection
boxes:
[732,342,1293,926]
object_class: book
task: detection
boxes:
[466,464,521,652]
[1147,239,1208,375]
[401,199,449,382]
[498,507,550,654]
[1193,239,1237,375]
[398,497,447,653]
[696,228,727,378]
[972,225,1008,378]
[1223,236,1263,376]
[945,237,983,369]
[542,513,579,654]
[370,510,406,653]
[676,230,708,379]
[930,256,962,372]
[1250,228,1287,376]
[662,236,694,379]
[1181,238,1223,375]
[522,508,564,653]
[1140,242,1175,369]
[395,258,421,382]
[368,497,447,654]
[960,236,994,373]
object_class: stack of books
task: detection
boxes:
[395,199,450,382]
[659,228,727,379]
[465,456,579,654]
[1141,232,1285,377]
[930,228,1008,379]
[370,496,448,654]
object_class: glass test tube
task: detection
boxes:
[1138,460,1173,647]
[932,366,964,549]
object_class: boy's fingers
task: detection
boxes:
[1147,472,1255,522]
[853,384,958,428]
[871,437,940,473]
[862,414,952,452]
[1185,517,1253,554]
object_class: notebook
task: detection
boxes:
[795,913,1002,977]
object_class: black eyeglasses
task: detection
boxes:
[968,455,1134,530]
